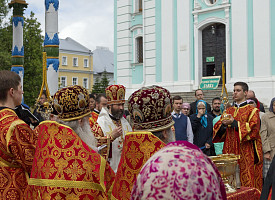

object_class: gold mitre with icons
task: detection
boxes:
[105,84,126,105]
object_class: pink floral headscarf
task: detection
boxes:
[131,141,226,200]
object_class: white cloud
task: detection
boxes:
[24,0,114,51]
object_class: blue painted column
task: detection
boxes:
[45,0,60,95]
[9,0,28,88]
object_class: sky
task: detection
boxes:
[23,0,114,51]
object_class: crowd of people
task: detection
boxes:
[0,70,275,199]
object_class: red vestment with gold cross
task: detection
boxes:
[27,121,115,199]
[111,132,166,200]
[0,108,37,200]
[213,105,263,190]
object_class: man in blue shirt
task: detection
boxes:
[171,96,193,143]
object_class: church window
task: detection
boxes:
[138,0,142,12]
[135,0,142,13]
[136,37,143,63]
[204,0,217,6]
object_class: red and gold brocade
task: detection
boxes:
[213,105,263,190]
[111,132,166,200]
[27,121,115,199]
[0,108,37,200]
[89,111,99,128]
[91,122,115,160]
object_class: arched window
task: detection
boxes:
[136,37,143,63]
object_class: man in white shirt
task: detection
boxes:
[172,95,193,143]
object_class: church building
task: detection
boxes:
[114,0,275,105]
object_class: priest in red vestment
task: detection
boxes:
[111,85,176,200]
[27,85,115,199]
[0,71,37,200]
[213,82,263,190]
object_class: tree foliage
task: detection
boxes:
[0,8,43,107]
[92,70,110,94]
[23,12,43,107]
[92,76,103,94]
[0,0,11,70]
[0,0,9,27]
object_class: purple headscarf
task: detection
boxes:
[131,141,227,200]
[182,103,190,109]
[269,97,275,113]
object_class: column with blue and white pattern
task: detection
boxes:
[9,0,28,89]
[44,0,59,95]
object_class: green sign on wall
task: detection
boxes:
[199,76,221,90]
[206,57,215,62]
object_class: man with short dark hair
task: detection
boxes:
[89,93,107,127]
[95,93,107,113]
[0,70,37,199]
[172,95,193,143]
[210,97,222,118]
[189,89,211,115]
[213,81,263,190]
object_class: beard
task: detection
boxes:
[213,107,220,112]
[58,117,97,151]
[111,106,124,119]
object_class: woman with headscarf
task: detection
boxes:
[260,97,275,180]
[181,102,191,116]
[247,97,265,119]
[189,100,215,156]
[130,141,227,200]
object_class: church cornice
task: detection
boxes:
[192,3,231,15]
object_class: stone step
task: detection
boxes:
[171,88,233,105]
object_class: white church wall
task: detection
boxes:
[231,0,248,79]
[253,0,271,77]
[161,0,173,83]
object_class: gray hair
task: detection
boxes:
[152,127,175,144]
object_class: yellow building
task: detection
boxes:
[59,37,93,92]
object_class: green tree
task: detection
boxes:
[0,0,9,27]
[0,11,43,107]
[92,76,103,94]
[100,70,110,90]
[0,0,11,71]
[23,12,43,107]
[0,20,12,70]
